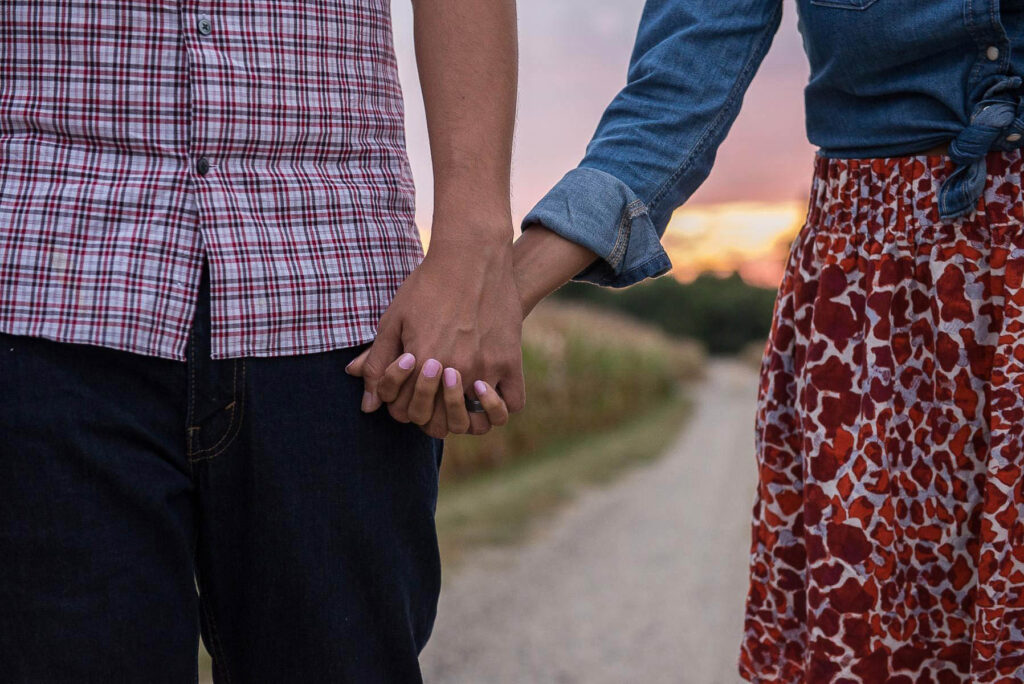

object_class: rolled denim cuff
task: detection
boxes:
[521,167,672,288]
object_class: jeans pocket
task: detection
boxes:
[809,0,879,9]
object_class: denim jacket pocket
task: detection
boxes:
[810,0,879,9]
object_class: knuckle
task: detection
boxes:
[388,404,409,423]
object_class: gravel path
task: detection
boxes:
[420,358,762,684]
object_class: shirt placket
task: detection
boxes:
[963,0,1010,92]
[181,3,216,177]
[963,0,1024,144]
[179,0,219,352]
[935,0,1024,218]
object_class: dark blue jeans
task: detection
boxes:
[0,264,444,683]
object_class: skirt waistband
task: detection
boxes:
[806,148,1024,241]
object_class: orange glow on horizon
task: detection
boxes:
[663,200,806,289]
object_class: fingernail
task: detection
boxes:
[444,368,458,388]
[361,391,378,412]
[344,361,353,375]
[398,353,416,370]
[423,359,441,378]
[474,380,488,396]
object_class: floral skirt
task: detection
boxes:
[738,149,1024,683]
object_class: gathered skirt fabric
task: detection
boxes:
[738,149,1024,683]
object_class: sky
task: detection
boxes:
[391,0,816,288]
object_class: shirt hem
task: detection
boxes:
[207,331,378,361]
[0,321,383,362]
[0,323,188,362]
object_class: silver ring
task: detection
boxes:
[465,397,486,414]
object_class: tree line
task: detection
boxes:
[553,271,778,356]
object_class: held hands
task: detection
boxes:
[347,353,511,437]
[345,228,526,439]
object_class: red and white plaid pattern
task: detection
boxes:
[0,1,422,360]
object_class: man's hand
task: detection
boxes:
[344,0,519,439]
[352,228,525,439]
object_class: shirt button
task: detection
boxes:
[196,157,211,176]
[1007,133,1022,143]
[197,17,212,36]
[987,45,1000,61]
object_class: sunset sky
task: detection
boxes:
[391,0,816,288]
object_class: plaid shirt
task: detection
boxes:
[0,1,422,361]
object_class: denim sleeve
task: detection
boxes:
[522,0,784,288]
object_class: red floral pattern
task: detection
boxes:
[739,149,1024,682]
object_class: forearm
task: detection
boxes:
[412,0,517,243]
[521,0,783,289]
[513,225,599,318]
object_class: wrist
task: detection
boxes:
[426,210,515,255]
[512,253,549,319]
[424,227,515,283]
[432,187,512,229]
[512,224,601,318]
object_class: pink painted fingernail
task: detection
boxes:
[444,368,458,388]
[398,353,416,370]
[474,380,488,396]
[423,359,441,378]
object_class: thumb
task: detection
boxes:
[360,324,403,413]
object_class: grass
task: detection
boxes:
[435,388,694,566]
[438,300,705,479]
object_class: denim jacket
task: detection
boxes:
[523,0,1024,288]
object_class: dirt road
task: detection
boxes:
[420,358,762,684]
